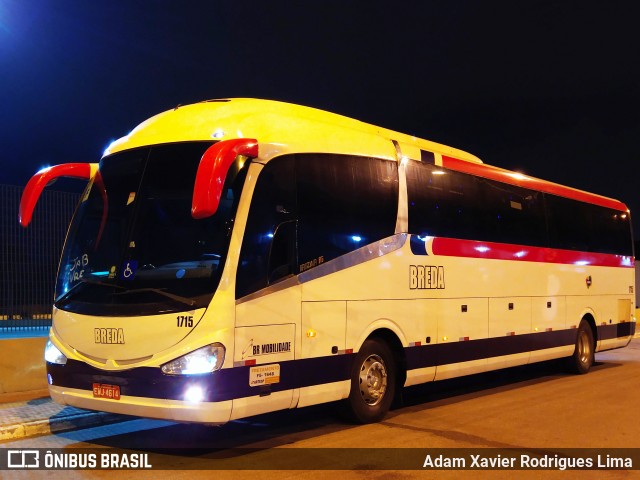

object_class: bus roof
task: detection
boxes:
[105,98,481,162]
[104,98,628,212]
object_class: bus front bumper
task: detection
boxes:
[48,384,232,424]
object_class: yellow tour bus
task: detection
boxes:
[20,99,635,424]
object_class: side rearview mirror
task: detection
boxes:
[19,163,96,227]
[192,138,258,219]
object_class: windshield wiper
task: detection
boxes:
[113,288,196,307]
[56,277,123,304]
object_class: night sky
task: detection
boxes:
[2,1,639,235]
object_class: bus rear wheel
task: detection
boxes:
[345,338,396,423]
[568,319,595,374]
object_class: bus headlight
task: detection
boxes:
[161,343,225,375]
[44,340,67,365]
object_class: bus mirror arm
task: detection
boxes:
[192,138,258,219]
[19,163,95,228]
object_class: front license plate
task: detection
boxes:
[92,383,121,400]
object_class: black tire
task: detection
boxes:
[345,338,396,423]
[568,319,595,374]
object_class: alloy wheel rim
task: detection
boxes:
[577,330,592,365]
[358,354,388,406]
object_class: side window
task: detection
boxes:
[236,156,296,299]
[477,178,546,246]
[268,220,297,283]
[297,154,398,269]
[407,160,546,246]
[237,153,399,297]
[589,205,631,255]
[406,160,484,240]
[545,195,589,252]
[546,195,632,255]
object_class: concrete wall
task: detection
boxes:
[0,337,48,394]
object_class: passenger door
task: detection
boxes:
[233,156,300,419]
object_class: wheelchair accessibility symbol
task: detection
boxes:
[120,260,138,281]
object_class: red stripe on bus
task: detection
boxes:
[431,237,634,268]
[441,156,628,212]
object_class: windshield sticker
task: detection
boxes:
[69,254,89,283]
[120,260,138,281]
[108,266,116,279]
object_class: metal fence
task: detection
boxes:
[1,184,79,334]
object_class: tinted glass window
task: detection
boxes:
[237,154,398,299]
[407,161,483,240]
[546,195,632,255]
[236,156,296,299]
[55,142,248,316]
[407,160,546,245]
[407,158,632,255]
[407,162,547,245]
[297,154,398,269]
[477,177,546,246]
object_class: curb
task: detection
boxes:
[0,411,128,441]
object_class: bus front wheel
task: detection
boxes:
[569,319,595,374]
[346,338,396,423]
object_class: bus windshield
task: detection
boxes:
[54,141,247,316]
